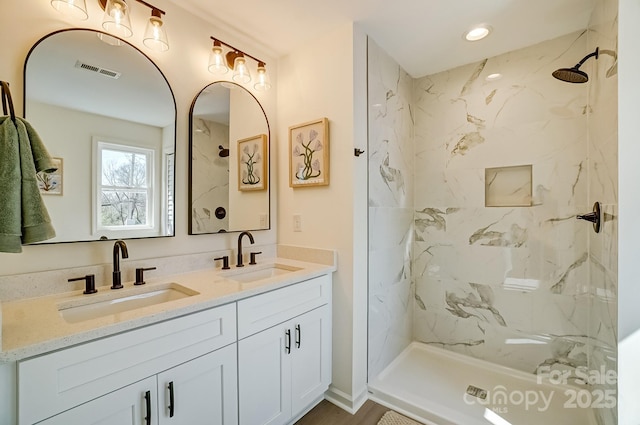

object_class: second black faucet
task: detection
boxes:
[236,231,254,267]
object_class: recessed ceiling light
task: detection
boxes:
[464,25,492,42]
[485,73,502,81]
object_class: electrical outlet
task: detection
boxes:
[259,213,268,228]
[293,214,302,232]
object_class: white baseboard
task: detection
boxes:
[324,385,368,414]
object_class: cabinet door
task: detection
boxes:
[158,344,238,425]
[38,376,157,425]
[238,323,291,425]
[290,305,332,415]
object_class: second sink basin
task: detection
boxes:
[225,264,302,283]
[58,283,199,323]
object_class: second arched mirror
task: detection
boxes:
[189,82,270,234]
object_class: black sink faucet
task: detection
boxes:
[236,231,254,267]
[112,240,129,289]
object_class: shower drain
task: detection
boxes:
[466,385,488,400]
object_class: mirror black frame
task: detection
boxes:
[23,28,177,244]
[188,81,271,235]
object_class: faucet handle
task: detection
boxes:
[135,267,157,286]
[249,251,262,265]
[69,274,97,294]
[214,256,230,270]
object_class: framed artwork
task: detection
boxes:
[37,157,63,195]
[289,118,330,188]
[237,134,267,191]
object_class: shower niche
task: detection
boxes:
[484,164,532,207]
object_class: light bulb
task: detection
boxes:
[464,25,492,41]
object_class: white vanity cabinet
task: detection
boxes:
[35,344,238,425]
[34,376,158,425]
[11,270,334,425]
[18,303,237,425]
[237,275,332,425]
[157,343,238,425]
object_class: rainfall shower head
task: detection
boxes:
[552,47,599,83]
[218,145,229,158]
[552,67,589,83]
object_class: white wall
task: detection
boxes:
[229,88,270,230]
[277,23,369,410]
[29,101,165,241]
[0,1,277,275]
[618,0,640,422]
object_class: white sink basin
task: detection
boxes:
[225,264,302,283]
[58,283,198,323]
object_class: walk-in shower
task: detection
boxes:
[367,7,617,423]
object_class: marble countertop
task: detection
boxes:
[0,257,336,362]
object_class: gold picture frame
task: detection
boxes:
[289,118,330,188]
[237,134,267,191]
[37,157,63,195]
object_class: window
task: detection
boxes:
[165,152,175,235]
[96,141,154,231]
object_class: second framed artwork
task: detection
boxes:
[289,118,330,188]
[238,134,268,191]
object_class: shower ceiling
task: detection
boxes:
[172,0,595,77]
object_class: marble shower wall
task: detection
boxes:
[587,0,618,422]
[412,31,596,374]
[368,39,415,380]
[191,118,230,233]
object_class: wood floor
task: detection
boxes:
[294,400,389,425]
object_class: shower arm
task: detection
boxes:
[574,47,599,69]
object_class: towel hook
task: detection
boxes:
[1,81,17,123]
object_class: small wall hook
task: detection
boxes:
[354,148,365,157]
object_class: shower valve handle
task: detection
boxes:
[576,202,601,234]
[576,212,598,223]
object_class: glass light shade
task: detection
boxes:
[208,45,229,75]
[50,0,88,20]
[232,56,251,84]
[102,0,133,39]
[254,64,271,91]
[143,15,169,52]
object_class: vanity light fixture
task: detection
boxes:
[96,0,170,51]
[208,36,271,91]
[255,62,272,91]
[208,39,229,74]
[101,0,133,39]
[231,53,251,83]
[464,25,492,42]
[142,5,169,52]
[50,0,88,20]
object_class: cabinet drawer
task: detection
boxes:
[237,274,331,339]
[18,303,236,425]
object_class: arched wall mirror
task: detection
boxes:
[189,82,270,234]
[24,29,176,243]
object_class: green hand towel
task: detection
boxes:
[0,117,56,253]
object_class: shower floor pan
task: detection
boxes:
[368,342,597,425]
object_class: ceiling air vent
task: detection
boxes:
[74,60,122,79]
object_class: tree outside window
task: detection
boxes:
[97,142,154,230]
